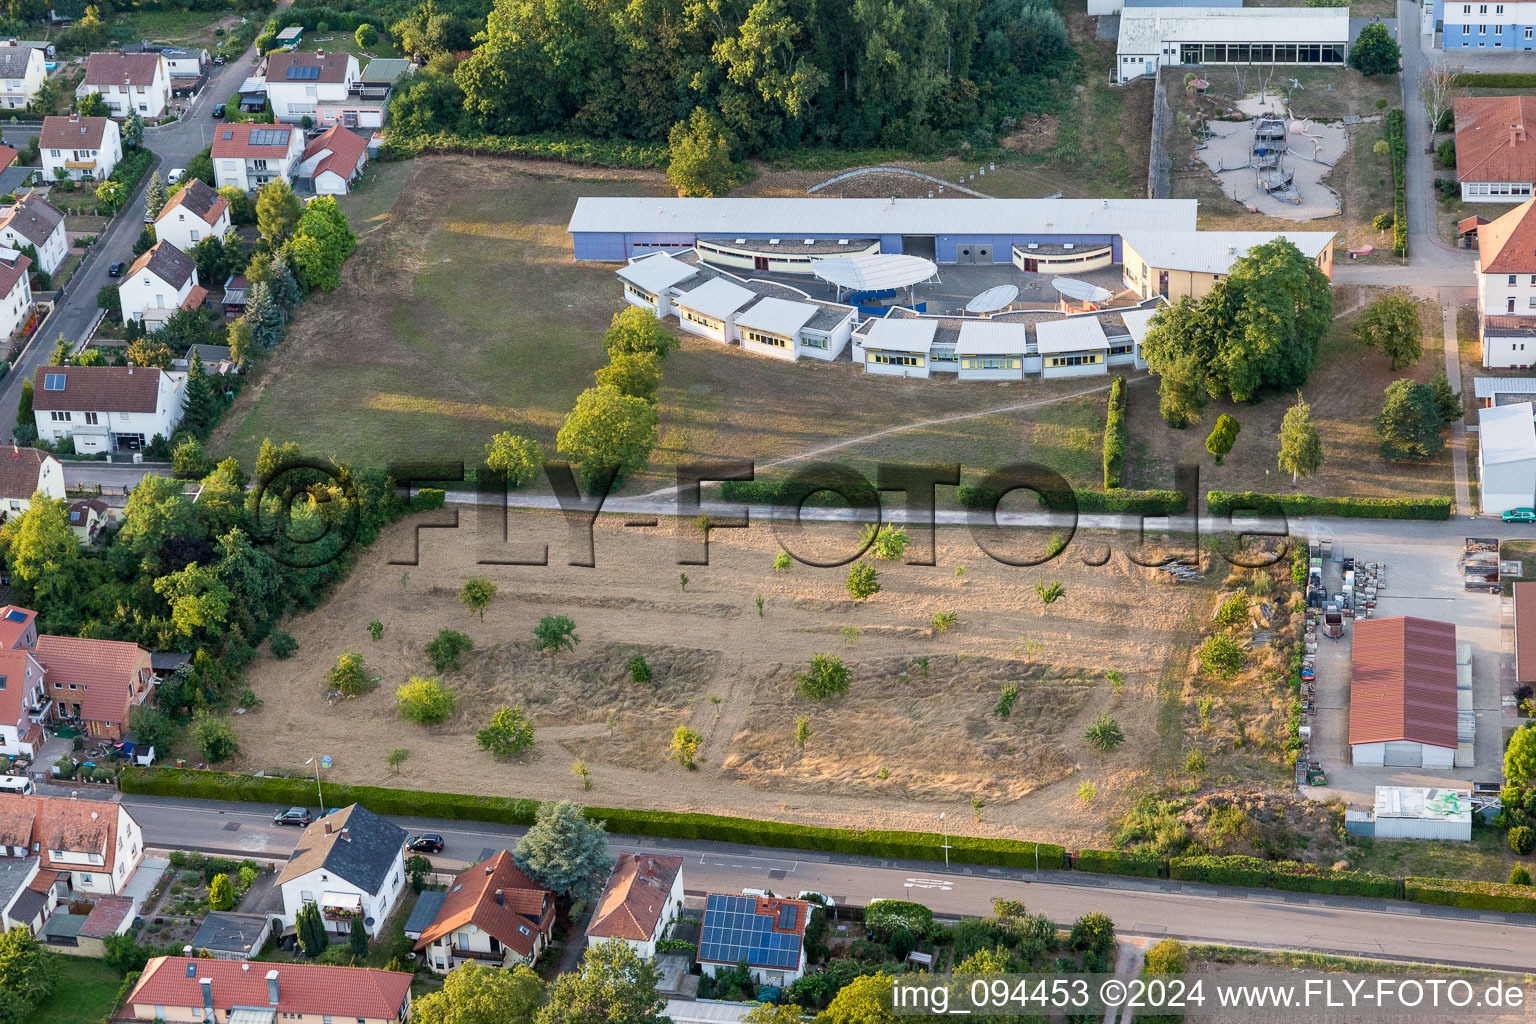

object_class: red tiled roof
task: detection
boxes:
[0,607,35,652]
[0,796,130,879]
[414,851,553,957]
[0,448,53,502]
[79,895,132,938]
[180,284,209,311]
[0,252,30,299]
[1348,616,1458,748]
[0,649,36,728]
[1484,314,1536,333]
[31,366,165,415]
[1458,215,1490,235]
[266,50,352,84]
[157,178,228,228]
[40,114,110,150]
[586,853,682,942]
[1517,582,1536,683]
[1456,96,1536,185]
[303,124,367,182]
[35,633,150,729]
[129,957,412,1021]
[84,51,162,87]
[1479,199,1536,275]
[210,122,297,159]
[0,146,16,173]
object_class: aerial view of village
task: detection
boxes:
[0,0,1533,1020]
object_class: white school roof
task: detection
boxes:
[862,318,937,354]
[1036,315,1110,355]
[1479,402,1536,466]
[1119,306,1161,346]
[569,197,1199,237]
[675,277,757,321]
[956,321,1031,355]
[734,296,819,337]
[1123,231,1335,276]
[1474,377,1536,399]
[1118,7,1349,52]
[812,253,936,291]
[615,252,698,294]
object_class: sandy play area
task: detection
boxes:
[1197,92,1351,221]
[231,509,1216,849]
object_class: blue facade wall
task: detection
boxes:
[1442,22,1536,48]
[935,234,1118,263]
[572,232,629,261]
[574,230,1125,263]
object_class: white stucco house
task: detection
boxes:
[0,794,145,898]
[413,850,554,973]
[263,50,360,125]
[78,51,170,118]
[32,365,186,454]
[296,124,368,195]
[210,122,304,191]
[277,804,407,939]
[119,241,203,329]
[152,179,231,255]
[0,193,67,277]
[586,854,684,960]
[40,114,121,183]
[0,447,64,523]
[1476,199,1536,368]
[0,41,45,110]
[0,248,31,339]
[697,893,811,987]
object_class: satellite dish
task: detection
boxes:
[965,284,1019,314]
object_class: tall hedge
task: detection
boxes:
[1074,848,1162,877]
[955,485,1187,515]
[1386,109,1408,257]
[1170,855,1397,898]
[1405,877,1536,913]
[383,130,668,168]
[1102,375,1128,490]
[1451,72,1536,88]
[1206,491,1451,520]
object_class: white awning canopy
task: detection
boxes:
[1052,278,1114,303]
[965,284,1019,313]
[812,253,937,292]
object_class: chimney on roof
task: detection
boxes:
[339,827,350,842]
[182,945,192,956]
[495,888,504,906]
[1515,124,1528,146]
[199,976,213,1018]
[323,821,332,835]
[265,968,279,1006]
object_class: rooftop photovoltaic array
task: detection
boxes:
[698,894,802,969]
[285,65,320,79]
[249,128,289,147]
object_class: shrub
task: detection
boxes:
[478,706,534,759]
[1170,855,1396,897]
[1509,864,1531,886]
[628,654,652,684]
[1085,714,1124,751]
[1206,491,1451,521]
[1405,876,1536,913]
[396,677,457,725]
[865,899,934,938]
[1510,825,1535,855]
[1073,849,1161,877]
[1102,375,1127,489]
[845,561,880,601]
[797,654,851,700]
[192,713,239,762]
[667,724,703,768]
[425,628,474,672]
[1386,108,1408,256]
[268,631,298,659]
[859,524,910,561]
[326,649,374,696]
[1198,634,1244,678]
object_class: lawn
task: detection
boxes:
[1349,827,1517,883]
[32,955,124,1024]
[111,8,243,49]
[335,158,413,235]
[296,32,401,61]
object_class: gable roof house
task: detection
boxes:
[1475,199,1536,368]
[119,240,201,328]
[210,122,304,191]
[125,957,413,1024]
[297,124,368,195]
[0,446,64,521]
[264,50,360,125]
[35,633,155,741]
[414,850,555,973]
[586,853,684,959]
[1348,616,1459,769]
[276,804,407,938]
[32,364,186,455]
[697,893,812,987]
[0,247,31,341]
[77,51,170,118]
[0,192,67,276]
[0,794,145,898]
[0,41,45,111]
[1455,96,1536,203]
[153,179,231,255]
[39,113,121,182]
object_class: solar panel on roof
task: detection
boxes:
[3,609,26,622]
[43,373,63,391]
[286,64,320,79]
[250,128,288,147]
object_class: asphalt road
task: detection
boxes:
[116,793,1536,971]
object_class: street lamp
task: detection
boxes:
[304,755,328,815]
[939,812,950,867]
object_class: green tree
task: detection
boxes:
[426,628,474,671]
[557,385,660,489]
[1085,714,1124,751]
[628,654,651,683]
[386,747,409,774]
[296,901,328,957]
[797,653,850,699]
[153,562,234,642]
[533,614,578,657]
[397,676,457,724]
[406,854,433,891]
[181,349,219,438]
[667,724,702,768]
[349,915,369,957]
[860,524,910,561]
[289,195,357,291]
[256,179,303,245]
[1509,826,1534,855]
[123,110,144,149]
[14,378,29,430]
[603,306,680,360]
[667,107,745,197]
[185,146,215,187]
[484,433,544,488]
[514,800,614,901]
[1155,352,1210,428]
[1506,723,1536,784]
[1376,378,1445,460]
[1510,864,1532,886]
[244,281,283,349]
[208,873,234,911]
[327,649,375,696]
[1349,22,1401,75]
[192,711,239,761]
[1199,633,1244,678]
[128,705,174,754]
[125,338,176,369]
[460,577,497,619]
[1278,392,1325,482]
[594,351,663,403]
[1204,414,1240,464]
[219,185,256,226]
[1354,290,1422,369]
[172,436,211,480]
[355,23,380,49]
[94,178,126,214]
[227,317,255,364]
[412,962,546,1024]
[4,496,81,608]
[845,560,880,600]
[814,972,896,1024]
[368,620,385,642]
[536,940,667,1024]
[0,926,55,1010]
[75,91,107,117]
[145,171,167,218]
[1431,369,1463,423]
[478,705,535,759]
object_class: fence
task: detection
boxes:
[1147,66,1174,199]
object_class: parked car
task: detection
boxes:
[167,167,185,185]
[797,891,836,907]
[273,806,312,827]
[1503,508,1536,524]
[212,54,226,65]
[107,261,124,277]
[212,103,225,118]
[406,833,444,853]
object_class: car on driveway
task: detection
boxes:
[406,833,444,853]
[213,54,226,65]
[273,807,312,827]
[167,167,185,185]
[107,261,124,277]
[1503,508,1536,524]
[212,103,225,118]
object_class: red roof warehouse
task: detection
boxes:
[1348,616,1459,768]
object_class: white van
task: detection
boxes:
[0,775,34,795]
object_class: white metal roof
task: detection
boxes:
[812,253,937,291]
[1373,786,1472,823]
[1052,278,1114,303]
[1478,402,1536,466]
[956,321,1031,355]
[1117,6,1349,52]
[1036,315,1110,355]
[1474,377,1536,398]
[569,197,1199,237]
[1123,231,1335,276]
[675,277,757,321]
[734,296,819,337]
[663,1000,758,1024]
[861,318,937,354]
[615,252,698,294]
[1118,306,1161,345]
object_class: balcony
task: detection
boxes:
[448,947,507,963]
[27,699,52,724]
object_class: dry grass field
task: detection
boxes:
[232,512,1216,848]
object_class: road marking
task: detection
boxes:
[904,877,953,890]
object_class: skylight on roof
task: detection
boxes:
[42,373,63,391]
[3,609,27,622]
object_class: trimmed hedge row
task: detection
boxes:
[1171,855,1398,898]
[1206,491,1452,520]
[1405,877,1536,913]
[1451,72,1536,88]
[382,130,668,168]
[118,768,1066,869]
[1387,108,1408,257]
[1073,848,1162,877]
[956,485,1187,515]
[1102,375,1127,491]
[718,477,879,508]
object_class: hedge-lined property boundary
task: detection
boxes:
[1171,855,1399,898]
[956,485,1187,515]
[1451,72,1536,88]
[1102,375,1127,490]
[382,130,668,168]
[1405,877,1536,913]
[1387,108,1408,257]
[1072,848,1161,877]
[1206,491,1452,520]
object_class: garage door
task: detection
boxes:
[1384,742,1422,767]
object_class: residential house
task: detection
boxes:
[414,850,555,973]
[276,803,407,939]
[1349,616,1460,768]
[158,47,207,95]
[264,50,360,125]
[0,794,146,896]
[0,635,48,757]
[153,179,231,255]
[348,58,410,128]
[697,892,811,987]
[119,241,202,329]
[40,114,121,182]
[0,41,45,110]
[0,248,31,340]
[297,124,368,195]
[32,364,187,454]
[78,51,170,118]
[1456,97,1536,202]
[0,447,64,523]
[1437,0,1536,53]
[1477,200,1536,367]
[210,122,304,191]
[66,498,108,544]
[734,296,855,362]
[36,632,155,739]
[586,853,684,960]
[1479,401,1536,513]
[0,193,66,277]
[66,895,133,956]
[0,856,53,933]
[190,911,275,960]
[125,957,413,1024]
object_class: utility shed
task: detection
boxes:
[1478,402,1536,514]
[1348,616,1459,769]
[1114,7,1350,84]
[1372,786,1473,841]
